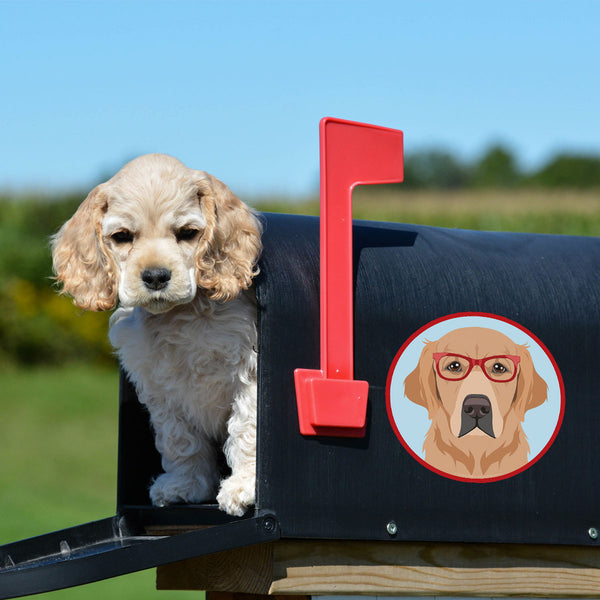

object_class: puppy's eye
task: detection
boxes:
[446,361,462,372]
[176,227,200,242]
[491,362,508,374]
[111,230,134,244]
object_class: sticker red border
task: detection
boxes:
[385,312,565,483]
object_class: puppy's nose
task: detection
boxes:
[462,394,491,420]
[141,268,171,290]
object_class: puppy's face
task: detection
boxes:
[432,328,520,440]
[101,178,206,314]
[52,154,261,313]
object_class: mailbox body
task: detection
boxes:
[254,212,600,545]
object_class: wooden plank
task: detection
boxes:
[157,543,274,593]
[158,539,600,597]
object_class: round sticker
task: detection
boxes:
[386,313,564,482]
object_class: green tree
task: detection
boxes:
[471,145,521,188]
[403,150,469,189]
[530,154,600,188]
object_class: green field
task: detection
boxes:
[258,187,600,236]
[0,366,201,599]
[1,188,599,598]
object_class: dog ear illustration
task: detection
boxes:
[404,341,438,415]
[514,345,548,418]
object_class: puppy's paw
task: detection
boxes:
[150,472,214,506]
[217,474,255,517]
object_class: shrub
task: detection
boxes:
[0,278,114,367]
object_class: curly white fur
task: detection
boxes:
[51,154,262,516]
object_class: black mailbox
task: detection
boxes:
[1,119,600,598]
[257,211,599,543]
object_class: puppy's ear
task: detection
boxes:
[514,346,548,417]
[51,186,119,311]
[404,342,438,415]
[194,173,262,302]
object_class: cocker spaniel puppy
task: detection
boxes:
[51,154,262,516]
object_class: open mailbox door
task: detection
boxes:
[0,512,279,599]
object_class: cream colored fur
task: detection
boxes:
[51,154,262,516]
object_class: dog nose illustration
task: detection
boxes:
[141,268,172,290]
[463,394,491,420]
[459,394,495,438]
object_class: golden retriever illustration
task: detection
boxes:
[404,327,548,479]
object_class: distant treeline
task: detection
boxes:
[401,146,600,190]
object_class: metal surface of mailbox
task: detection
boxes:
[256,212,600,546]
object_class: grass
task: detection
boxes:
[0,365,119,541]
[0,365,202,600]
[256,187,600,236]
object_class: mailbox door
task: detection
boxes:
[0,512,279,599]
[256,212,600,546]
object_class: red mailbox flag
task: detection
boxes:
[294,117,404,436]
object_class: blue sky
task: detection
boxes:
[2,0,599,197]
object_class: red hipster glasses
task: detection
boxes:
[432,352,521,382]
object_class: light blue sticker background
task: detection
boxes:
[388,315,563,463]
